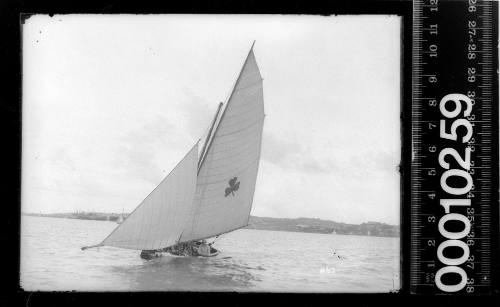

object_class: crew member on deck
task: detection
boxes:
[197,240,211,256]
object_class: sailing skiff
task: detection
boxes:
[82,42,264,259]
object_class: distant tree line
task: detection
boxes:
[23,212,399,237]
[246,216,399,237]
[23,211,129,222]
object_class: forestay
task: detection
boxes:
[180,46,265,242]
[100,143,199,250]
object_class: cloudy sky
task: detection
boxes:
[22,15,401,225]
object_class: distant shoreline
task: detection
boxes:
[22,212,399,238]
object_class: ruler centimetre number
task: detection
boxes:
[410,0,498,294]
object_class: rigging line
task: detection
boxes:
[183,223,250,243]
[246,155,263,228]
[199,102,224,170]
[197,41,258,175]
[221,107,263,123]
[187,42,258,242]
[220,97,263,114]
[96,141,200,248]
[215,117,265,138]
[248,114,265,226]
[231,78,263,94]
[198,157,260,184]
[81,244,103,251]
[209,129,262,148]
[176,231,184,245]
[209,235,221,245]
[187,42,257,240]
[221,41,257,111]
[204,148,259,166]
[208,145,259,162]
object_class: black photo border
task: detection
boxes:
[2,0,498,305]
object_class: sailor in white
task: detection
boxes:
[197,240,211,256]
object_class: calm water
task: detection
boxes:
[21,216,400,292]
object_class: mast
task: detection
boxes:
[180,41,263,242]
[82,141,200,251]
[198,102,223,170]
[197,41,256,174]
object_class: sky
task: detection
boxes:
[22,14,401,225]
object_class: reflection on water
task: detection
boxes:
[21,216,400,292]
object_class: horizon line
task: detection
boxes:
[21,210,400,226]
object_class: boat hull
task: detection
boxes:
[167,247,219,257]
[196,249,219,257]
[140,250,162,260]
[140,246,219,259]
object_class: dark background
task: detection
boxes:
[1,0,498,305]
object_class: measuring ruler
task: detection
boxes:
[410,0,498,294]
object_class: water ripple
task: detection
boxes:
[21,216,400,292]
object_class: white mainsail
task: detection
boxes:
[180,45,264,242]
[99,143,199,250]
[83,43,264,253]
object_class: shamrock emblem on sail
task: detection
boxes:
[225,177,240,197]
